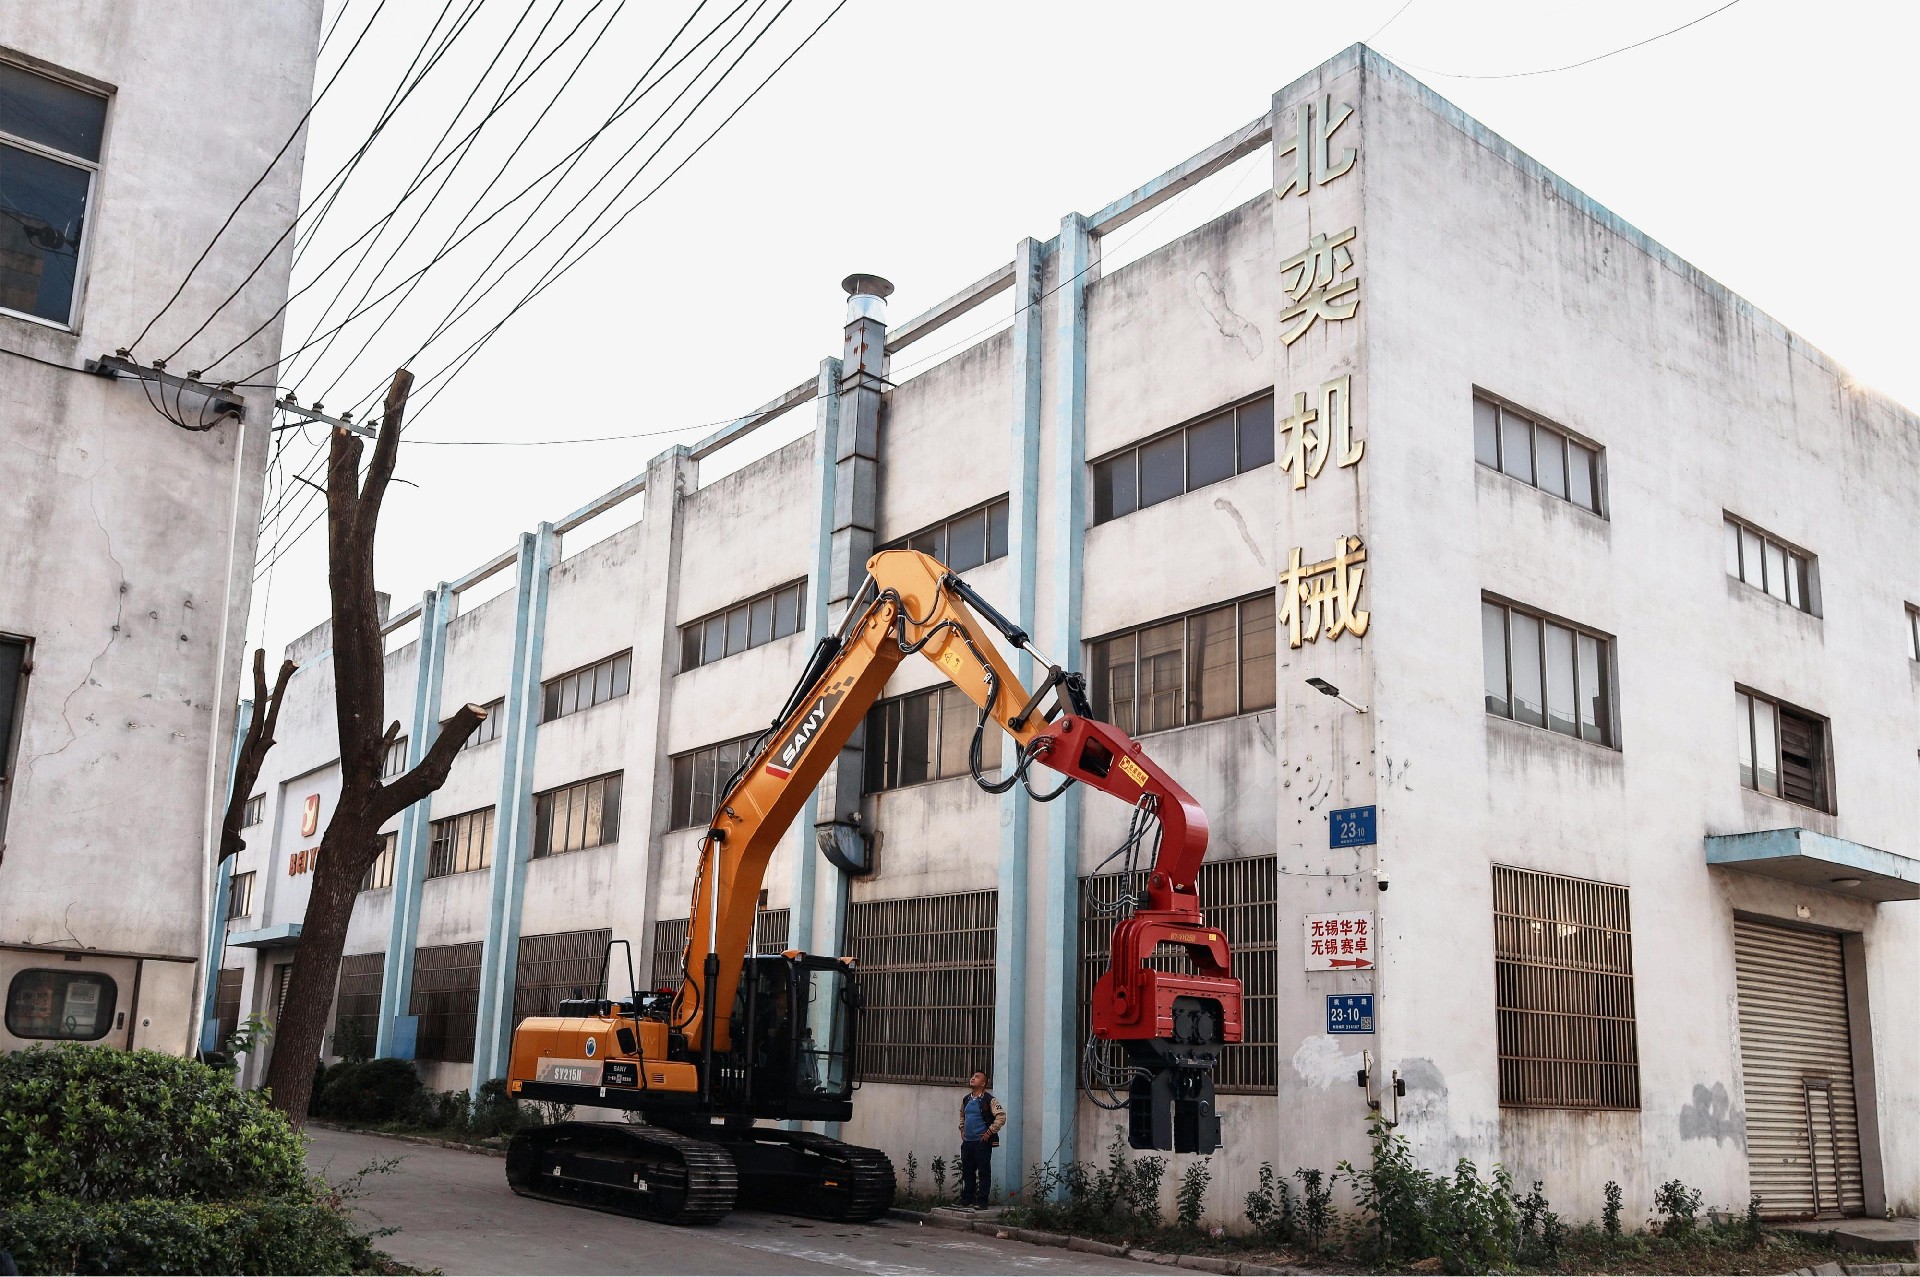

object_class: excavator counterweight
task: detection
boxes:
[503,551,1245,1224]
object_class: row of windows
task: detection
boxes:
[1089,594,1276,737]
[888,497,1011,574]
[863,685,1001,793]
[1473,394,1603,514]
[227,870,255,919]
[458,699,505,749]
[680,581,808,673]
[532,773,621,858]
[428,807,494,879]
[1725,516,1814,614]
[1737,690,1829,811]
[669,733,760,832]
[1093,393,1274,525]
[1481,600,1613,746]
[542,650,631,723]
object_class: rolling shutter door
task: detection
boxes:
[1733,919,1864,1218]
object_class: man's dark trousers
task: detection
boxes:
[959,1138,992,1206]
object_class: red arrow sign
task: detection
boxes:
[1326,958,1373,968]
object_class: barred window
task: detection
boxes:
[1473,393,1602,514]
[863,685,1002,792]
[410,941,483,1063]
[382,736,408,779]
[226,870,255,919]
[1493,865,1639,1110]
[885,497,1010,573]
[681,581,808,673]
[1093,393,1274,525]
[542,651,631,722]
[331,953,384,1058]
[427,807,493,878]
[669,733,760,831]
[1724,516,1814,614]
[1736,689,1832,812]
[241,794,264,827]
[452,699,505,750]
[361,832,397,891]
[1089,594,1276,736]
[514,928,613,1021]
[1482,598,1614,746]
[213,968,243,1052]
[647,907,790,989]
[1079,855,1277,1094]
[846,890,996,1085]
[534,773,621,858]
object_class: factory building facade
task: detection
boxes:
[212,46,1918,1223]
[0,7,321,1057]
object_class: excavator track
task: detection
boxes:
[710,1127,896,1223]
[505,1121,738,1226]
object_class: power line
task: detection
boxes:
[1363,0,1417,45]
[1391,0,1746,80]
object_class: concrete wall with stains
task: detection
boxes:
[0,4,323,1055]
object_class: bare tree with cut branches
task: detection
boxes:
[263,369,485,1123]
[217,648,295,866]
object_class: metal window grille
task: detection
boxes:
[882,496,1011,573]
[846,890,997,1085]
[533,773,622,858]
[361,832,397,891]
[541,650,632,722]
[1078,855,1278,1094]
[646,910,790,990]
[427,807,493,878]
[1091,393,1276,525]
[213,968,243,1048]
[331,953,384,1057]
[1492,864,1640,1110]
[513,928,613,1021]
[410,941,483,1063]
[226,871,255,919]
[680,580,809,673]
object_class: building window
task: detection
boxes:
[241,794,264,827]
[1080,855,1277,1095]
[1482,598,1614,746]
[1493,865,1640,1110]
[514,928,613,1019]
[1724,516,1814,614]
[409,941,482,1063]
[427,807,494,878]
[451,700,504,751]
[863,686,1003,792]
[668,733,760,831]
[647,909,789,989]
[541,651,631,722]
[1909,605,1920,662]
[0,61,106,327]
[1093,393,1275,525]
[0,633,28,837]
[680,581,807,673]
[382,736,408,778]
[846,890,996,1085]
[885,497,1010,572]
[361,832,397,891]
[1473,394,1602,514]
[1088,594,1277,736]
[1737,689,1832,812]
[213,968,243,1052]
[226,870,255,919]
[6,969,117,1041]
[533,773,621,858]
[331,953,384,1059]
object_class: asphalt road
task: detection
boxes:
[306,1126,1162,1275]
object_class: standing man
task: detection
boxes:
[957,1069,1006,1209]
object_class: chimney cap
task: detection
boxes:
[841,273,894,300]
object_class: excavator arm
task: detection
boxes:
[677,548,1242,1152]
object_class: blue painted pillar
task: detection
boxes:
[994,235,1049,1191]
[376,583,453,1058]
[1041,213,1092,1169]
[198,697,254,1054]
[791,355,842,956]
[471,524,557,1091]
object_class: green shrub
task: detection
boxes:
[1176,1159,1211,1231]
[1015,1133,1167,1239]
[1341,1118,1520,1273]
[1655,1177,1702,1236]
[316,1057,421,1122]
[0,1193,381,1275]
[0,1045,306,1202]
[1244,1161,1298,1244]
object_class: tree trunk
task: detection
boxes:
[262,369,486,1124]
[218,648,296,865]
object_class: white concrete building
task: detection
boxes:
[215,46,1917,1225]
[0,7,322,1055]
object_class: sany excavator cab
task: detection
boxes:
[504,550,1242,1226]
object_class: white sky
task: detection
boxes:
[236,0,1919,664]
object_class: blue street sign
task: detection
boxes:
[1327,993,1375,1035]
[1329,805,1377,848]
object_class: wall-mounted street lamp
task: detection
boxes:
[1306,677,1369,714]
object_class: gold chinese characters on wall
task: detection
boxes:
[1279,535,1370,649]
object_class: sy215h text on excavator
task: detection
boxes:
[503,549,1244,1225]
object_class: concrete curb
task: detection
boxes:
[308,1121,509,1159]
[886,1209,1291,1274]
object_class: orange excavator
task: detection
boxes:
[503,550,1243,1225]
